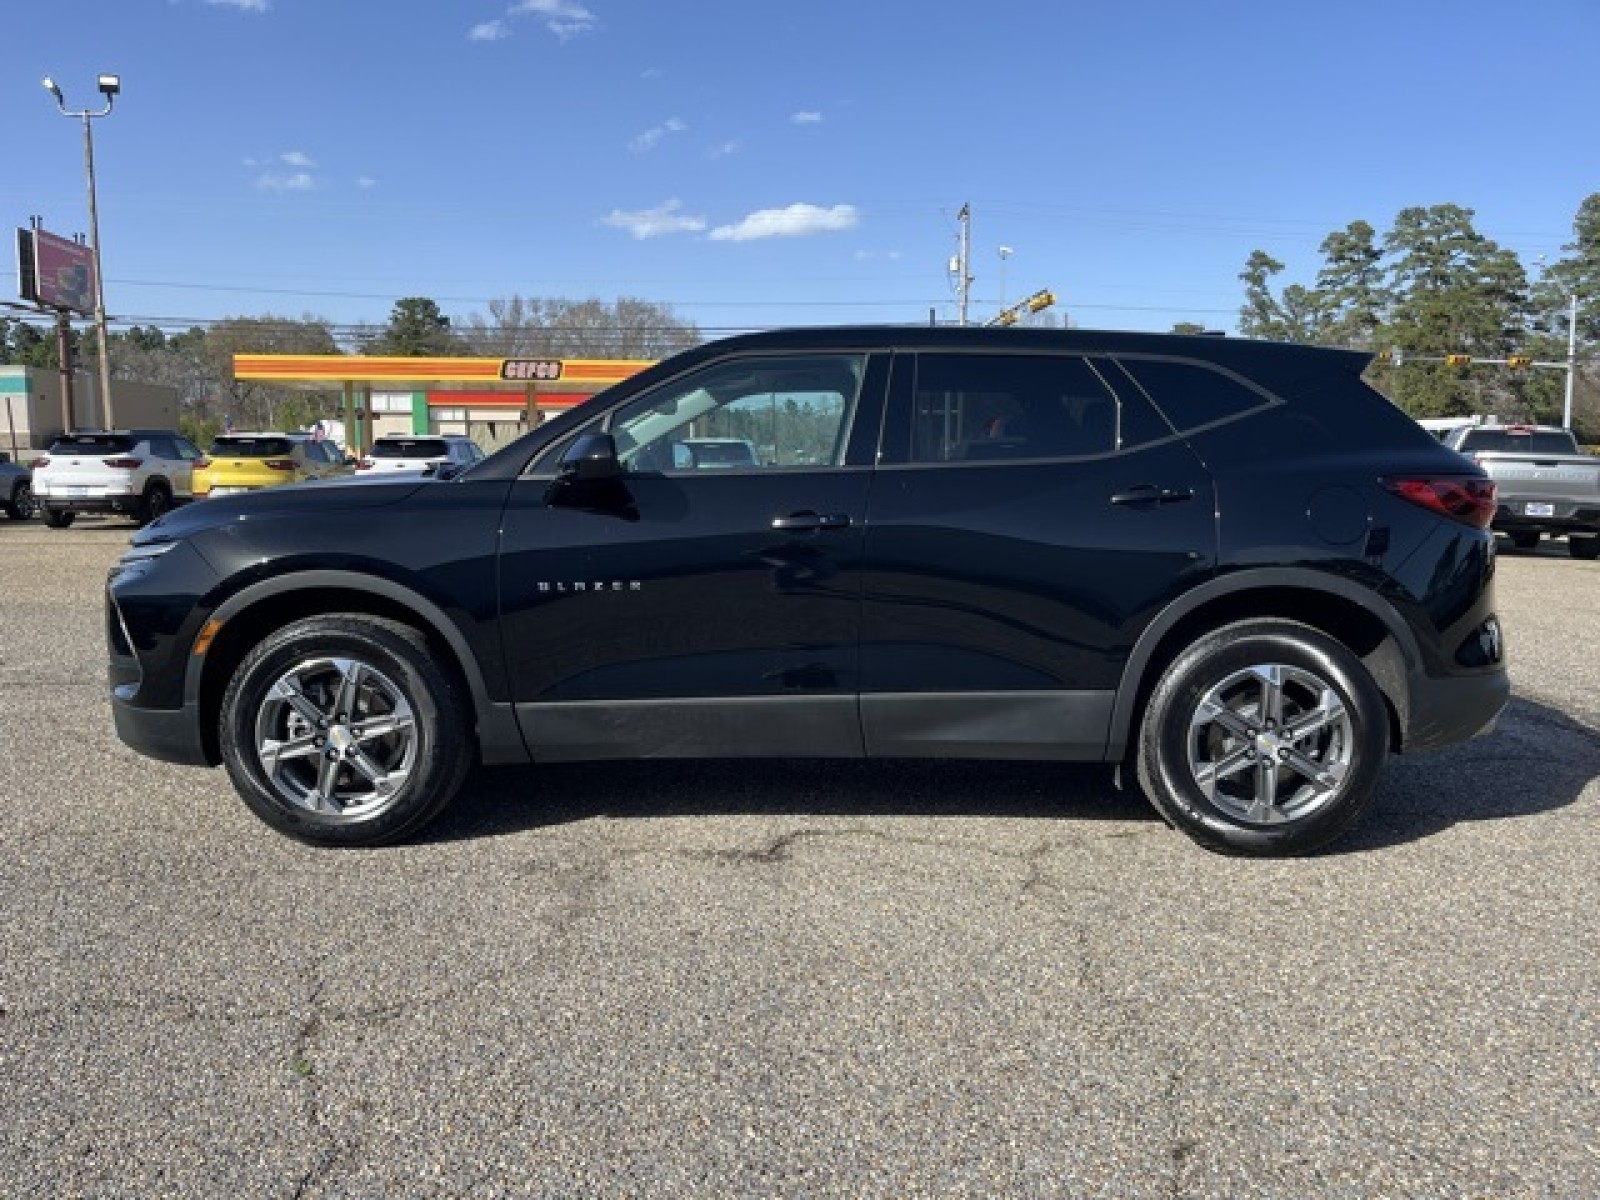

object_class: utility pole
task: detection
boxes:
[956,203,973,327]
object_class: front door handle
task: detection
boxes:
[1110,484,1195,507]
[771,511,852,532]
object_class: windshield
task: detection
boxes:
[50,434,133,456]
[210,436,294,457]
[372,439,448,459]
[1459,429,1578,455]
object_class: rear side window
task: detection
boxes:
[373,439,448,459]
[1114,358,1273,433]
[50,434,132,456]
[906,353,1169,464]
[210,436,294,457]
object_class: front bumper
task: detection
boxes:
[110,684,213,766]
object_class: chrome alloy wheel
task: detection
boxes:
[1186,662,1353,826]
[253,656,417,817]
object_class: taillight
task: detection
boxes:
[263,458,297,471]
[31,456,49,468]
[104,456,143,469]
[357,458,374,470]
[194,456,212,469]
[1384,476,1498,529]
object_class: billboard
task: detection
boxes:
[15,227,96,316]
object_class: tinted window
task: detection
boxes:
[1115,358,1272,432]
[373,439,448,459]
[50,434,133,455]
[608,354,864,472]
[210,436,294,457]
[909,353,1161,463]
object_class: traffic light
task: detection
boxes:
[1507,354,1533,369]
[1445,354,1472,368]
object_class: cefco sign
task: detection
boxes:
[15,227,97,316]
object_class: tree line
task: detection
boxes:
[1220,193,1599,436]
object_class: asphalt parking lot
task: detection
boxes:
[2,519,1597,1199]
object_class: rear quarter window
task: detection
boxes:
[1114,358,1274,433]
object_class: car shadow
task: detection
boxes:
[422,696,1597,855]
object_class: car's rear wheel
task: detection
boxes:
[1570,535,1600,561]
[1509,531,1541,550]
[1136,619,1389,856]
[4,482,38,520]
[43,507,75,529]
[219,615,473,846]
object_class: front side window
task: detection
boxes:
[607,354,866,473]
[907,353,1167,464]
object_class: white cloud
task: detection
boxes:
[600,200,707,240]
[358,176,378,189]
[469,19,509,41]
[205,0,270,10]
[510,0,598,39]
[707,140,741,160]
[256,171,315,192]
[280,150,315,168]
[709,203,859,242]
[791,111,824,125]
[629,117,686,154]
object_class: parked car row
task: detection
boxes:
[16,430,489,526]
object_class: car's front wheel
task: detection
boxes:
[1136,619,1389,856]
[219,615,473,846]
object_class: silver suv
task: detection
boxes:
[32,429,203,528]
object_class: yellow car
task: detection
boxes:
[194,432,350,498]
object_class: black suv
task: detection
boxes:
[108,328,1508,855]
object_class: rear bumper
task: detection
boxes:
[41,491,141,515]
[1400,665,1509,754]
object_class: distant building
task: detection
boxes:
[0,366,180,455]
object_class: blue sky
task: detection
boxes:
[5,0,1598,342]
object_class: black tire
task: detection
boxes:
[138,483,172,526]
[1135,619,1390,857]
[5,482,38,520]
[1509,531,1540,551]
[218,615,474,846]
[43,507,75,529]
[1569,536,1600,561]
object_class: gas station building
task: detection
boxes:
[232,354,654,453]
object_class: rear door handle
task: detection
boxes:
[771,511,852,532]
[1110,484,1195,507]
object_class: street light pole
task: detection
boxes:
[43,74,119,430]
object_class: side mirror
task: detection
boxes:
[0,451,10,464]
[559,432,623,482]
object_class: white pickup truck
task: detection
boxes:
[1447,423,1600,559]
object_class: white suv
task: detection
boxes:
[32,429,203,528]
[358,434,485,475]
